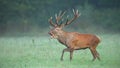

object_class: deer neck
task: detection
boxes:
[57,30,68,45]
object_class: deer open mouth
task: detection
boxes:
[48,32,55,39]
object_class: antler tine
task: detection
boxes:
[55,11,66,26]
[75,9,81,17]
[55,13,57,19]
[64,9,80,26]
[64,15,69,25]
[59,10,62,16]
[55,13,59,25]
[73,9,75,14]
[60,11,66,18]
[48,17,56,27]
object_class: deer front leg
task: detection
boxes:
[61,48,70,61]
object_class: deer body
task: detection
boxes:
[48,9,100,61]
[57,31,100,50]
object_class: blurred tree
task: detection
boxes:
[0,0,120,35]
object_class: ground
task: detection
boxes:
[0,34,120,68]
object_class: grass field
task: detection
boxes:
[0,34,120,68]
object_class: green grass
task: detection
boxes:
[0,34,120,68]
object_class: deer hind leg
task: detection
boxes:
[94,49,100,61]
[89,47,97,61]
[70,49,74,61]
[61,48,74,61]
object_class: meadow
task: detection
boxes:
[0,34,120,68]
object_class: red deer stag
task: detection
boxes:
[48,9,101,61]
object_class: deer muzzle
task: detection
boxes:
[48,32,55,39]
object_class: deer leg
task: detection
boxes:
[91,45,101,61]
[89,48,97,61]
[61,48,70,61]
[94,50,100,61]
[70,49,74,61]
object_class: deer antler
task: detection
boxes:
[48,11,66,27]
[55,11,66,25]
[48,9,80,27]
[48,17,57,27]
[64,9,81,26]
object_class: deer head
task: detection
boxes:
[48,9,80,39]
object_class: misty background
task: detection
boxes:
[0,0,120,36]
